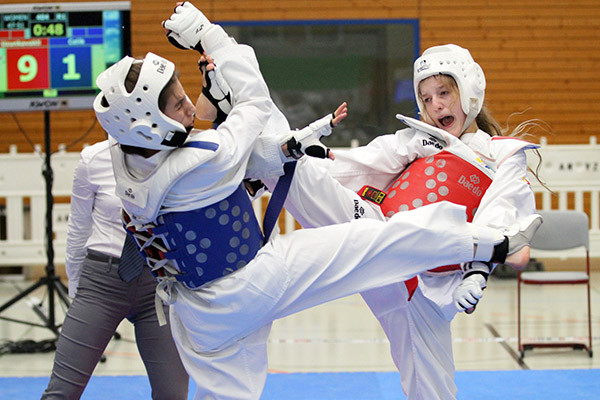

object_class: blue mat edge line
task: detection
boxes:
[2,369,599,400]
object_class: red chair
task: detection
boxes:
[517,210,593,360]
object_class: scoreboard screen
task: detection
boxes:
[0,2,130,112]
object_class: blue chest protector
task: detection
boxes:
[149,184,264,289]
[126,160,296,290]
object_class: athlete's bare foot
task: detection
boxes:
[504,245,530,270]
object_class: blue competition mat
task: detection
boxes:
[3,369,599,399]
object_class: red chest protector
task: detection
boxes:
[358,148,494,298]
[381,150,492,221]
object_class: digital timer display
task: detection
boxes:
[31,22,67,38]
[0,2,131,112]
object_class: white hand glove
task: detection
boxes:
[283,113,335,159]
[453,273,487,313]
[163,2,212,52]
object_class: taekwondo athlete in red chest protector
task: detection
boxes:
[278,44,542,400]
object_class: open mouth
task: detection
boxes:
[439,116,454,127]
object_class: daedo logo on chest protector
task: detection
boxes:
[458,174,483,197]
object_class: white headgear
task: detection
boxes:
[93,52,189,150]
[413,44,486,133]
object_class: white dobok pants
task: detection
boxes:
[284,157,494,400]
[362,273,462,400]
[166,200,497,400]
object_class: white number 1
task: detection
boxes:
[62,54,81,81]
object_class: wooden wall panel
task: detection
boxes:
[417,1,600,144]
[1,0,597,154]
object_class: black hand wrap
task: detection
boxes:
[285,137,304,159]
[201,86,229,125]
[303,144,329,159]
[167,34,205,53]
[491,237,509,264]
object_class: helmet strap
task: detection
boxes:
[160,130,189,147]
[461,98,479,134]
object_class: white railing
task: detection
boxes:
[527,136,600,258]
[0,137,597,267]
[0,145,78,266]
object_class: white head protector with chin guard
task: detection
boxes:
[413,44,486,134]
[93,52,189,150]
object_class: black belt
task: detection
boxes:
[87,249,120,265]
